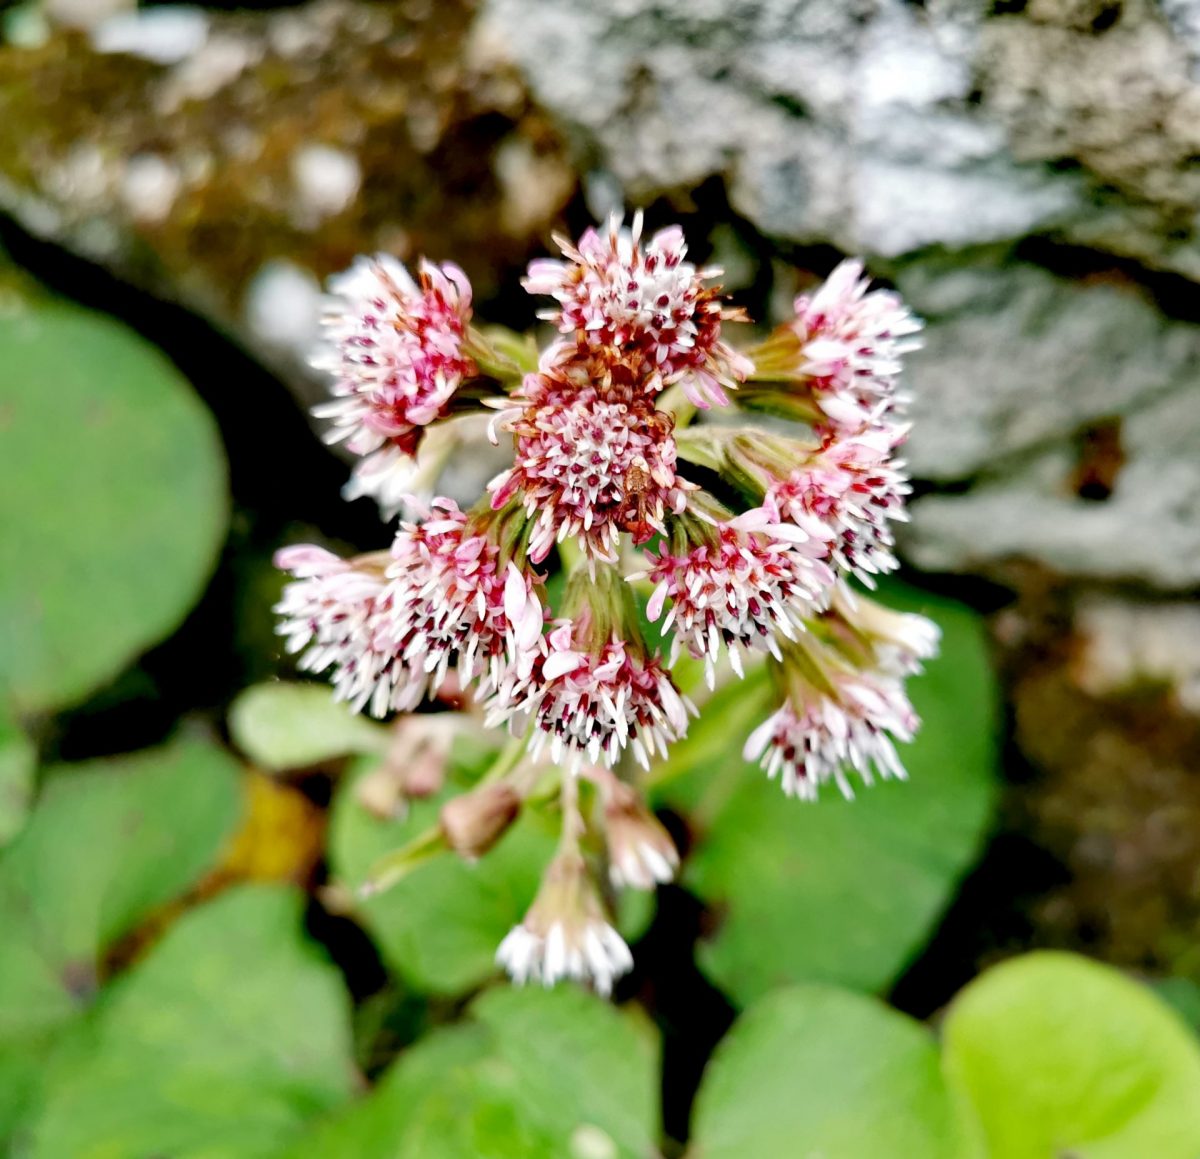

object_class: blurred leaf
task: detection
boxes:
[229,682,391,772]
[943,951,1200,1158]
[655,583,998,1003]
[1155,977,1200,1035]
[213,769,326,885]
[0,738,242,1141]
[26,885,357,1159]
[0,298,227,713]
[690,984,976,1159]
[0,737,241,1042]
[329,759,556,995]
[0,711,34,846]
[282,985,658,1159]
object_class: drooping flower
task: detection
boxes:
[823,584,941,677]
[489,363,689,566]
[496,849,633,996]
[311,255,475,505]
[758,428,912,586]
[789,259,922,432]
[743,670,919,801]
[597,776,680,890]
[492,618,692,771]
[523,211,751,409]
[638,514,835,686]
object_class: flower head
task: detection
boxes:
[273,545,398,717]
[496,850,633,996]
[524,212,751,409]
[640,515,835,686]
[599,777,680,890]
[824,585,940,677]
[312,254,475,475]
[379,499,543,707]
[489,362,689,566]
[789,259,922,432]
[492,616,692,771]
[275,500,543,717]
[758,428,912,586]
[744,670,918,801]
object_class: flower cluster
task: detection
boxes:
[278,217,932,998]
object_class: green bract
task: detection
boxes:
[330,759,557,995]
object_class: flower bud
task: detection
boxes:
[440,781,522,860]
[603,781,679,890]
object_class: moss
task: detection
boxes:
[0,1,575,323]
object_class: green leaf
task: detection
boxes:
[690,984,976,1159]
[282,985,658,1159]
[329,759,556,995]
[25,885,357,1159]
[0,737,242,1042]
[657,583,998,1003]
[943,951,1200,1158]
[1155,977,1200,1036]
[0,711,34,846]
[0,738,242,1142]
[229,682,391,771]
[0,297,227,713]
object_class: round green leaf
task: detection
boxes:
[329,760,556,995]
[0,298,227,712]
[0,737,242,1042]
[0,712,34,846]
[0,738,242,1143]
[283,985,658,1159]
[943,951,1200,1158]
[26,884,357,1159]
[656,583,998,1003]
[691,984,975,1159]
[229,682,391,771]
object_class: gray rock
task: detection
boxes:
[480,0,1086,256]
[898,254,1200,587]
[484,0,1200,276]
[899,258,1200,481]
[904,382,1200,588]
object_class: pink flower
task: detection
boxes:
[489,364,689,566]
[524,212,751,409]
[273,545,401,717]
[312,254,475,471]
[761,428,911,586]
[826,585,940,677]
[638,517,835,686]
[380,499,544,707]
[791,259,922,433]
[743,672,919,801]
[492,620,693,770]
[274,500,544,717]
